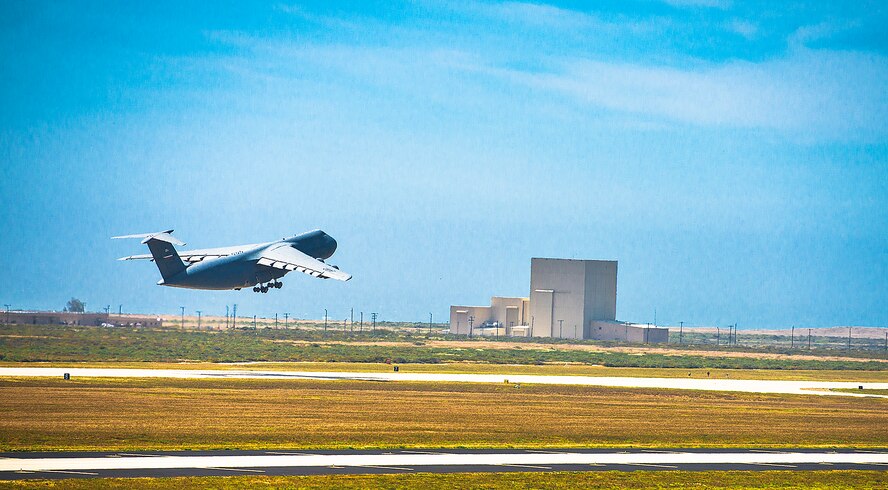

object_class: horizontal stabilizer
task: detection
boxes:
[112,230,185,246]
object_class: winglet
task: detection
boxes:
[112,230,186,246]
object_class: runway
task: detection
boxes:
[1,367,886,397]
[2,448,887,480]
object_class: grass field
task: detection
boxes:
[3,360,888,382]
[1,471,887,489]
[2,324,887,371]
[1,377,886,452]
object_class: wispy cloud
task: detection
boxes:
[489,49,888,138]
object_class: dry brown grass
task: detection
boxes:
[1,471,887,490]
[0,377,886,452]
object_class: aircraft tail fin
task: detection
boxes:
[113,230,187,281]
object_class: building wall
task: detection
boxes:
[449,306,491,336]
[529,258,587,338]
[590,321,668,343]
[583,260,618,337]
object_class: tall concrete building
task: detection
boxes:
[450,257,668,343]
[529,258,617,339]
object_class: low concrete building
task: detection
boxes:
[3,311,163,327]
[450,258,668,343]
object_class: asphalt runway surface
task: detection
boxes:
[2,448,887,480]
[2,367,887,397]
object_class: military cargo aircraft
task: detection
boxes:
[114,229,350,293]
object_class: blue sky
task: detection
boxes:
[1,1,886,328]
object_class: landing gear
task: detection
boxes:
[252,281,282,293]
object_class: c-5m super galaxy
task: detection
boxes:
[113,229,351,293]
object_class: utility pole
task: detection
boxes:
[180,306,185,329]
[350,308,354,334]
[808,328,812,349]
[4,304,9,327]
[360,312,363,333]
[716,326,720,346]
[225,305,229,329]
[646,323,651,343]
[371,312,377,332]
[530,316,534,338]
[104,305,110,315]
[196,310,202,330]
[848,326,852,351]
[469,316,474,338]
[275,313,278,329]
[253,315,256,329]
[558,319,563,339]
[429,313,433,335]
[232,304,237,329]
[324,309,328,334]
[791,325,795,349]
[284,313,289,329]
[679,321,684,344]
[118,304,122,316]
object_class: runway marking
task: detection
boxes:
[41,469,100,476]
[352,464,414,471]
[204,467,265,473]
[622,463,679,469]
[500,464,552,470]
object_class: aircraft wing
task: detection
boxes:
[117,243,267,263]
[257,244,352,281]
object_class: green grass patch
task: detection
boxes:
[2,324,886,371]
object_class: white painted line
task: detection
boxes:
[1,368,886,397]
[501,464,552,469]
[41,469,100,476]
[744,463,797,468]
[265,452,317,456]
[400,450,446,455]
[117,453,164,457]
[204,467,265,473]
[353,464,414,471]
[623,463,679,469]
[2,451,886,473]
